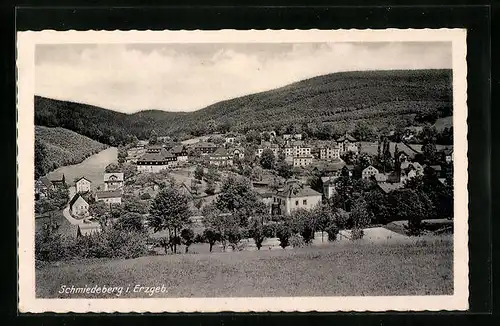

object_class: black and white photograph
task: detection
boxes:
[17,29,468,312]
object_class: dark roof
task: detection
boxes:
[276,182,322,198]
[39,176,53,188]
[443,148,453,155]
[212,147,229,157]
[69,193,87,209]
[137,149,175,162]
[429,165,442,171]
[193,142,216,148]
[95,190,122,199]
[171,145,186,154]
[337,133,357,142]
[378,182,404,194]
[75,176,91,184]
[312,159,346,172]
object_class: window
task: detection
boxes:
[303,200,307,205]
[295,200,299,206]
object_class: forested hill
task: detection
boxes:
[35,69,452,145]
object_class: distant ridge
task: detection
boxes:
[35,69,452,144]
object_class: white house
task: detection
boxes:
[271,180,322,215]
[171,145,188,162]
[362,165,379,179]
[209,148,233,167]
[337,133,359,153]
[293,155,314,167]
[95,190,122,204]
[319,143,341,160]
[69,194,89,218]
[322,177,336,199]
[104,173,124,191]
[75,177,92,194]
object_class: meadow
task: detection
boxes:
[36,237,453,298]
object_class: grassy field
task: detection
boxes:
[36,238,453,298]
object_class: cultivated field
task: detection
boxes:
[36,237,453,298]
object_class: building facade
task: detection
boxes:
[136,149,178,173]
[362,165,379,179]
[95,190,122,204]
[75,177,91,193]
[104,173,124,190]
[69,194,89,218]
[293,155,314,167]
[272,181,322,215]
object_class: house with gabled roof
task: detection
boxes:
[95,189,122,205]
[136,148,178,173]
[362,165,379,180]
[69,193,89,218]
[271,179,322,215]
[209,147,233,167]
[75,176,92,194]
[337,133,359,153]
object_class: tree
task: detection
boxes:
[215,175,265,226]
[89,201,111,230]
[205,166,220,183]
[314,203,336,243]
[353,121,375,141]
[181,228,195,253]
[34,139,48,180]
[205,181,216,196]
[115,212,144,232]
[149,130,158,145]
[391,188,433,235]
[148,187,192,253]
[291,209,316,244]
[105,163,121,173]
[194,165,204,180]
[276,159,293,179]
[276,222,291,249]
[350,198,373,239]
[261,132,271,142]
[202,204,240,251]
[117,146,128,164]
[260,148,276,169]
[249,218,266,250]
[202,228,221,252]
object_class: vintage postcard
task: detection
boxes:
[17,29,468,313]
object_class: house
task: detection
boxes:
[312,159,346,179]
[322,177,337,199]
[393,142,422,162]
[95,190,122,204]
[400,161,424,183]
[35,176,53,199]
[318,142,341,160]
[283,141,311,158]
[224,135,236,144]
[362,165,379,179]
[374,173,388,182]
[104,173,124,191]
[293,155,314,167]
[271,180,322,215]
[256,142,280,158]
[77,221,102,237]
[377,182,404,194]
[171,145,188,162]
[229,147,245,160]
[283,133,302,141]
[209,148,233,167]
[191,142,218,155]
[50,174,66,188]
[337,133,359,153]
[75,177,92,194]
[444,148,454,163]
[136,149,178,173]
[145,145,164,154]
[69,193,89,218]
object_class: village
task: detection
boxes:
[34,125,454,257]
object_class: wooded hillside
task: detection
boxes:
[35,69,452,144]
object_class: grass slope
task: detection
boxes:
[36,239,453,298]
[35,69,452,142]
[36,125,108,172]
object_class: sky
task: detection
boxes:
[35,42,452,113]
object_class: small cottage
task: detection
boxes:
[69,193,89,218]
[95,190,122,204]
[103,173,124,191]
[75,177,92,194]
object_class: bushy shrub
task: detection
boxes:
[351,228,364,240]
[290,234,305,248]
[35,231,71,261]
[194,233,205,243]
[263,223,276,238]
[326,224,339,242]
[276,222,291,249]
[300,226,315,245]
